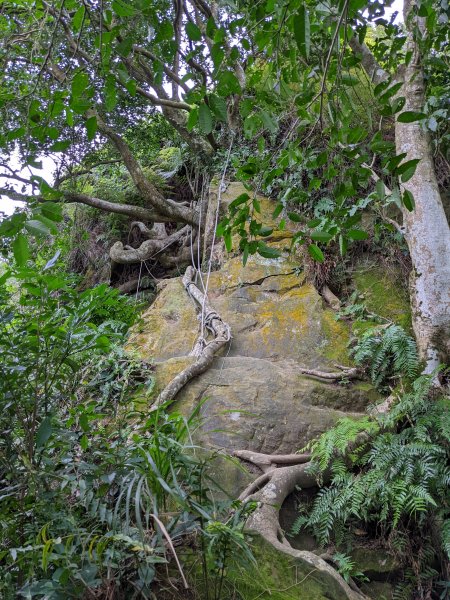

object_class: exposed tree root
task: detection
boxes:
[236,458,369,599]
[110,224,191,264]
[232,394,397,600]
[298,364,362,381]
[321,284,341,311]
[234,450,311,473]
[151,266,231,410]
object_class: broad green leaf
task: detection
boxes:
[307,243,324,262]
[85,116,97,141]
[71,72,89,98]
[376,179,385,200]
[224,230,232,252]
[209,95,228,121]
[272,203,283,218]
[310,231,333,242]
[13,234,29,267]
[24,219,51,237]
[341,74,359,86]
[260,110,278,133]
[72,5,85,31]
[198,103,213,134]
[397,111,427,123]
[378,82,403,103]
[40,202,63,222]
[105,75,117,111]
[229,193,250,209]
[402,189,415,211]
[50,140,71,152]
[35,214,58,234]
[187,107,198,131]
[112,0,135,17]
[257,242,281,259]
[395,158,420,177]
[347,229,368,240]
[288,212,303,222]
[36,417,52,448]
[186,22,202,42]
[339,234,347,256]
[293,6,310,60]
[216,71,241,97]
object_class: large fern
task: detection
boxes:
[294,376,450,594]
[351,324,419,390]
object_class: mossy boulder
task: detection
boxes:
[128,189,382,496]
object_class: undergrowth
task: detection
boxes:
[0,260,253,599]
[295,376,450,598]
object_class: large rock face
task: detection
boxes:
[129,184,379,468]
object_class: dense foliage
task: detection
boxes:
[296,377,450,597]
[0,0,449,598]
[0,258,252,598]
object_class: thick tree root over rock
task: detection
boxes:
[151,266,231,410]
[235,453,370,600]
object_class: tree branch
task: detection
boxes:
[348,34,389,86]
[90,112,199,226]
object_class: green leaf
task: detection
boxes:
[307,243,324,262]
[71,72,89,98]
[209,95,228,121]
[288,212,303,222]
[257,242,281,259]
[310,231,333,242]
[216,71,241,97]
[402,190,415,212]
[224,230,232,252]
[13,234,29,267]
[293,6,310,60]
[260,110,278,133]
[35,214,58,234]
[229,193,250,209]
[40,202,63,222]
[186,21,202,41]
[85,116,97,141]
[80,434,89,451]
[397,111,427,123]
[395,158,420,177]
[272,203,283,218]
[112,0,135,17]
[72,6,85,32]
[347,229,368,240]
[50,140,71,152]
[36,417,52,448]
[105,75,118,111]
[198,103,213,134]
[187,107,199,131]
[24,219,51,237]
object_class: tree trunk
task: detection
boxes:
[397,1,450,372]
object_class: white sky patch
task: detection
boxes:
[385,0,403,21]
[0,153,56,216]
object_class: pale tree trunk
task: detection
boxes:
[350,2,450,373]
[397,0,450,372]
